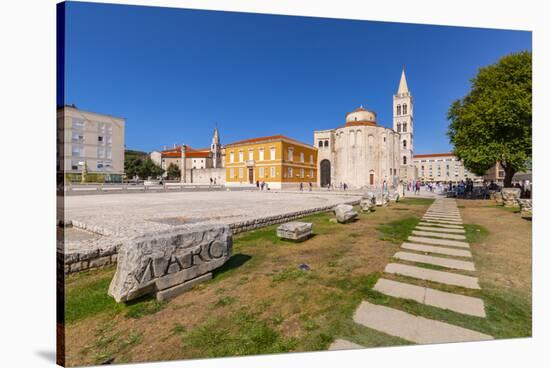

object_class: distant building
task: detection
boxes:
[413,153,482,183]
[483,162,506,184]
[149,150,162,166]
[313,69,416,189]
[158,127,225,184]
[57,105,125,181]
[224,135,317,189]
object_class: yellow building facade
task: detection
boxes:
[225,135,318,189]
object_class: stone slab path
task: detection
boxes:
[373,279,486,317]
[401,242,472,258]
[353,301,492,344]
[385,263,481,289]
[411,230,467,240]
[331,197,492,348]
[408,236,470,249]
[328,339,364,351]
[415,226,465,234]
[393,251,476,271]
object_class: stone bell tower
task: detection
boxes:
[393,68,416,180]
[211,126,221,168]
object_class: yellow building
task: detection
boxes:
[225,135,318,189]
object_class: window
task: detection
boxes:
[403,156,407,165]
[97,147,105,158]
[310,169,314,178]
[403,140,407,149]
[238,168,243,178]
[397,123,401,133]
[72,118,85,130]
[230,151,234,163]
[97,161,104,170]
[300,168,304,178]
[270,167,275,178]
[287,148,293,161]
[71,159,80,171]
[300,152,304,163]
[248,150,254,161]
[259,148,264,161]
[270,147,276,160]
[259,167,265,177]
[318,140,323,148]
[72,145,83,157]
[310,154,313,164]
[396,105,401,116]
[239,151,244,162]
[72,132,84,143]
[98,136,103,142]
[288,167,293,177]
[324,140,329,147]
[403,104,407,115]
[403,123,407,132]
[230,168,235,178]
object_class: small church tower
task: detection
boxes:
[211,126,221,168]
[393,68,414,168]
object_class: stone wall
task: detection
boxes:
[183,167,225,185]
[61,198,360,274]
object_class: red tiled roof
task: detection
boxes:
[161,145,211,158]
[413,153,454,158]
[225,134,313,148]
[340,121,377,128]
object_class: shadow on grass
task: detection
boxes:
[212,253,252,279]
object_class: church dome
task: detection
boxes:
[345,106,376,125]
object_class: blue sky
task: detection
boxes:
[62,2,531,153]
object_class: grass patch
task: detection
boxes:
[376,216,420,244]
[464,224,490,244]
[486,204,521,214]
[181,311,298,358]
[125,298,166,319]
[214,296,236,308]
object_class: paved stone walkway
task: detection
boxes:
[331,197,492,349]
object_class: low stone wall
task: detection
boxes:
[61,198,360,275]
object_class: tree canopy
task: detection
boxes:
[124,150,164,180]
[447,51,531,187]
[166,163,181,180]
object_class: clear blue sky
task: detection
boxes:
[62,2,531,154]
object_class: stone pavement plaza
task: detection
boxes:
[60,190,362,253]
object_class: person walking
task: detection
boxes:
[308,182,312,191]
[415,180,421,195]
[299,182,303,191]
[256,180,260,190]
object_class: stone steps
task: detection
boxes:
[373,278,486,317]
[411,230,467,240]
[418,222,463,229]
[385,263,481,289]
[328,339,364,351]
[401,242,472,258]
[393,251,476,271]
[353,301,492,344]
[415,226,465,234]
[408,236,470,249]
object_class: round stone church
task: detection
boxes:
[314,70,415,189]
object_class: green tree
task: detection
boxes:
[447,51,531,187]
[166,163,181,180]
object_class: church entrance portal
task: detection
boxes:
[369,172,375,185]
[248,168,254,184]
[320,159,331,187]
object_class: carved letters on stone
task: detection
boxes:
[108,226,232,302]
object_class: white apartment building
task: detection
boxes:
[413,153,482,183]
[57,105,125,181]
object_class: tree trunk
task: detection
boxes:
[503,164,516,188]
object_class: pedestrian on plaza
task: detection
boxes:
[308,182,312,191]
[209,177,213,185]
[300,182,303,191]
[415,180,420,195]
[260,180,265,190]
[213,178,216,185]
[256,180,260,189]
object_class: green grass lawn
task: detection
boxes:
[63,197,531,365]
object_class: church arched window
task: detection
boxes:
[403,156,407,165]
[397,123,401,132]
[396,105,401,116]
[318,140,323,148]
[403,140,407,149]
[403,122,407,132]
[403,104,408,115]
[324,140,329,147]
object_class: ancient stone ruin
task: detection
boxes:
[518,199,532,219]
[108,225,232,302]
[276,221,313,241]
[501,188,521,207]
[360,193,376,213]
[334,204,358,223]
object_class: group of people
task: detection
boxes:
[299,182,313,191]
[255,180,270,191]
[209,177,217,185]
[405,179,422,195]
